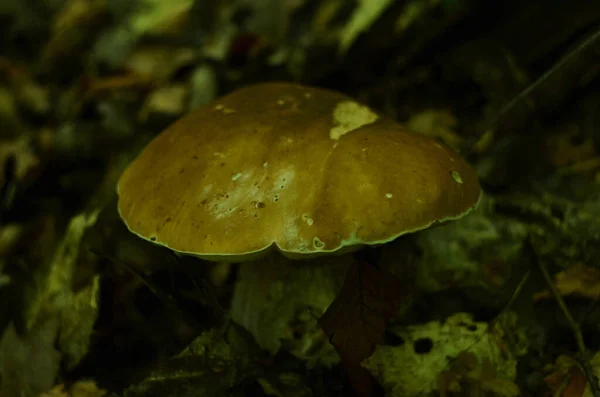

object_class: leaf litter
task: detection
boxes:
[2,1,600,396]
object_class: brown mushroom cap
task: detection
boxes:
[117,83,481,261]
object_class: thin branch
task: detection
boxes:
[529,238,600,397]
[91,248,179,312]
[465,27,600,156]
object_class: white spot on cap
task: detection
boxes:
[214,104,235,114]
[330,101,378,140]
[313,237,325,249]
[451,170,463,184]
[302,214,314,225]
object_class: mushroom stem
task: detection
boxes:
[230,251,349,363]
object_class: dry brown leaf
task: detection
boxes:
[545,123,597,168]
[544,355,588,397]
[533,264,600,301]
[439,352,520,397]
[39,381,107,397]
[480,377,521,397]
[319,260,409,397]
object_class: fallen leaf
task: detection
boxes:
[479,376,521,397]
[126,323,261,397]
[533,263,600,301]
[545,123,596,167]
[406,109,462,151]
[39,380,107,397]
[364,312,521,396]
[0,320,61,397]
[319,260,409,396]
[544,355,587,397]
[123,45,197,84]
[139,84,189,121]
[129,0,194,37]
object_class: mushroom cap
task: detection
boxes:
[117,83,481,261]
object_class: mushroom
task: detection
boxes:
[116,82,481,369]
[118,83,480,258]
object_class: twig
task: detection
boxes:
[493,270,531,355]
[464,27,600,156]
[490,28,600,128]
[502,269,531,315]
[529,238,600,397]
[535,252,585,352]
[90,248,179,312]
